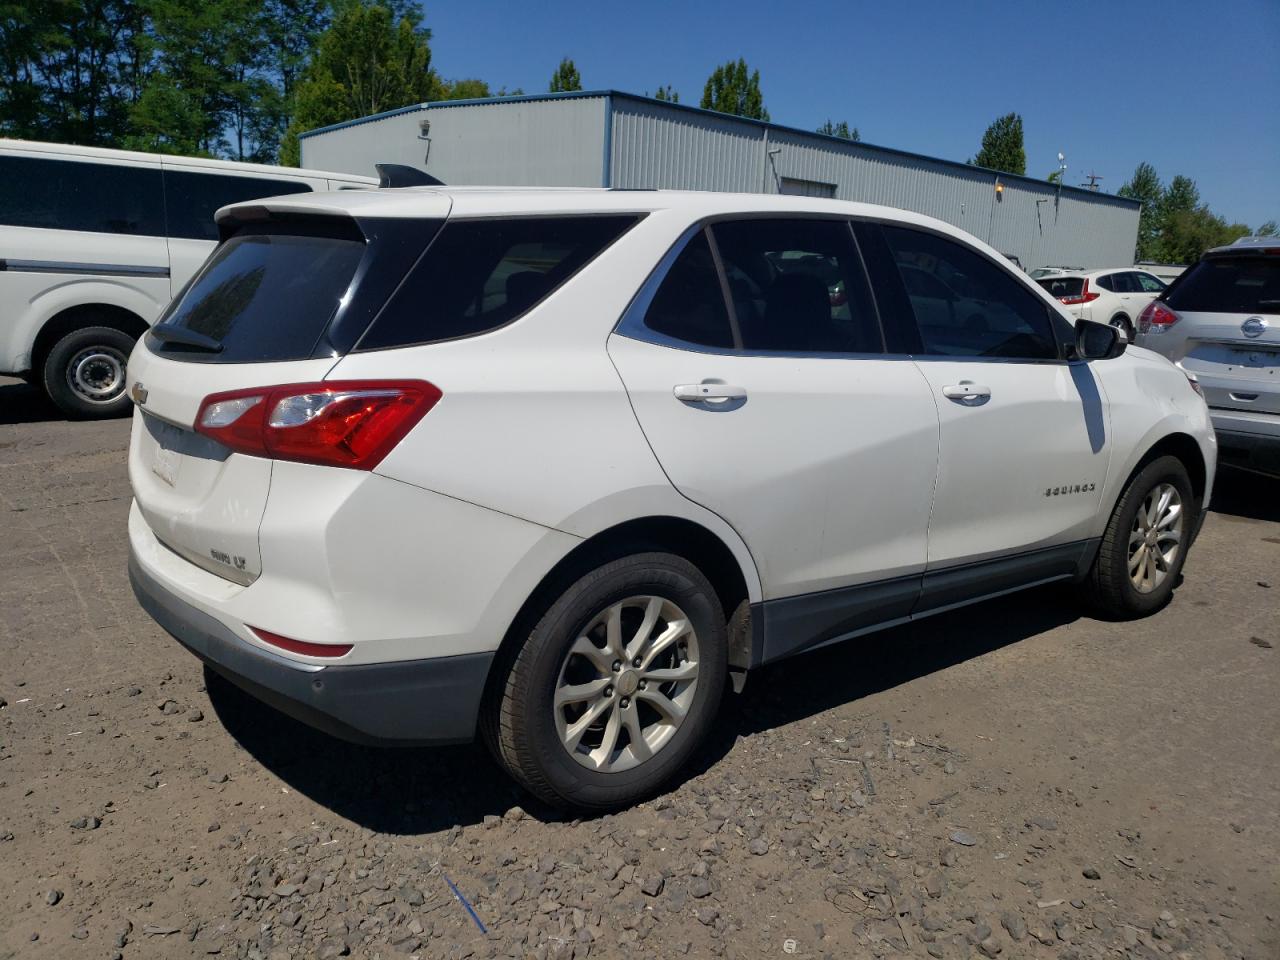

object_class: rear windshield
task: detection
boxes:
[151,225,365,363]
[1165,256,1280,314]
[1036,277,1084,298]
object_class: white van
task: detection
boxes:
[0,139,375,418]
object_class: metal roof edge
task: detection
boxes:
[299,89,1140,208]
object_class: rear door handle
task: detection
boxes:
[941,382,991,405]
[674,383,747,403]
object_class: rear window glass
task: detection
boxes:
[163,170,313,241]
[1037,277,1084,298]
[357,216,639,350]
[150,225,365,363]
[1166,257,1280,314]
[0,154,164,236]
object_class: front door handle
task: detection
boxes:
[674,383,747,403]
[941,382,991,405]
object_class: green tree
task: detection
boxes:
[700,58,768,121]
[652,84,678,102]
[280,1,437,165]
[1162,175,1200,218]
[1117,162,1164,260]
[549,56,580,93]
[0,0,148,145]
[1257,220,1278,237]
[439,77,490,99]
[1046,170,1062,184]
[1161,206,1250,264]
[970,112,1026,176]
[817,119,859,141]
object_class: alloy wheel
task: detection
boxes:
[553,595,700,773]
[1127,482,1183,594]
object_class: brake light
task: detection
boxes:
[250,626,353,658]
[1138,301,1179,335]
[1059,279,1101,305]
[195,380,441,469]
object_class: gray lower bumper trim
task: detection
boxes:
[129,551,493,746]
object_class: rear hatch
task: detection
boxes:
[1160,251,1280,415]
[128,199,447,583]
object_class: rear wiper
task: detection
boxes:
[149,324,224,353]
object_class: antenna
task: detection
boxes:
[1079,171,1104,191]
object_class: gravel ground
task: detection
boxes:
[1,375,1277,960]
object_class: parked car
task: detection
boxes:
[0,139,375,418]
[126,187,1215,809]
[1036,268,1168,339]
[1138,236,1280,474]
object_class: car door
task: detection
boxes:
[160,166,317,296]
[860,221,1111,612]
[1134,271,1167,312]
[608,217,939,661]
[1109,271,1145,322]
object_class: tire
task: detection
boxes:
[486,552,727,810]
[1081,455,1196,618]
[42,326,136,419]
[1109,314,1134,340]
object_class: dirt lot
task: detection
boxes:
[1,374,1277,960]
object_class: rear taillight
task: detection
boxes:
[195,380,441,469]
[1138,301,1179,335]
[250,626,353,658]
[1059,279,1101,305]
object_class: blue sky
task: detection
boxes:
[421,0,1279,227]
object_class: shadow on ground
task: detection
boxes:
[207,582,1081,834]
[0,378,65,425]
[1208,465,1279,523]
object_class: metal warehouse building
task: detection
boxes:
[300,91,1139,271]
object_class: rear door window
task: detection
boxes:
[0,154,164,236]
[163,170,313,241]
[882,225,1058,359]
[358,216,640,350]
[150,222,366,363]
[710,218,883,353]
[1112,272,1142,293]
[1165,257,1280,314]
[641,231,736,349]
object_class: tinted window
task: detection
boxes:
[152,224,365,363]
[359,216,639,350]
[1165,256,1280,314]
[1136,272,1166,293]
[711,218,882,353]
[1037,277,1084,298]
[164,170,312,241]
[0,155,164,236]
[1095,273,1116,291]
[1112,272,1141,293]
[642,231,735,349]
[883,226,1058,359]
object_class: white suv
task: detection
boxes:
[1036,267,1168,340]
[0,139,374,418]
[126,187,1215,808]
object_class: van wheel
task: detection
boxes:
[42,326,136,419]
[1081,456,1195,618]
[487,552,727,810]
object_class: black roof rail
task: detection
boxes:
[375,163,445,188]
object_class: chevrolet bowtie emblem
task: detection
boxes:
[130,382,148,405]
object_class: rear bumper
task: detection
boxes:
[129,550,493,745]
[1211,409,1280,474]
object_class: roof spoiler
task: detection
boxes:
[375,163,445,188]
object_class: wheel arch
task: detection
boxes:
[486,515,759,709]
[32,303,149,377]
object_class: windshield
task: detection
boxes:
[1037,277,1085,298]
[150,226,365,363]
[1165,256,1280,314]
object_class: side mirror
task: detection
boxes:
[1073,318,1126,360]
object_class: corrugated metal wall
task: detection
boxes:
[301,96,606,187]
[299,92,1139,270]
[609,98,1138,269]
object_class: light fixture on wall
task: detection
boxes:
[418,117,432,165]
